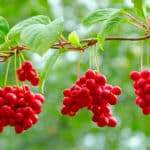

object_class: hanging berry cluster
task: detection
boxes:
[130,69,150,115]
[0,61,45,134]
[17,61,40,86]
[61,69,122,127]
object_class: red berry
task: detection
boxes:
[108,117,117,127]
[30,77,40,86]
[108,94,118,105]
[141,69,150,78]
[95,75,107,86]
[144,84,150,93]
[142,107,150,115]
[92,114,100,122]
[130,71,141,81]
[79,76,86,84]
[30,100,42,110]
[9,118,16,126]
[63,89,71,97]
[92,106,101,114]
[15,113,24,123]
[22,61,33,71]
[0,118,8,126]
[0,126,4,133]
[111,86,122,95]
[0,105,14,117]
[0,97,5,106]
[85,70,96,79]
[15,124,24,134]
[30,114,38,124]
[136,78,146,88]
[61,107,69,115]
[35,94,45,103]
[63,97,72,106]
[24,118,33,130]
[97,116,109,127]
[86,79,96,89]
[5,93,17,104]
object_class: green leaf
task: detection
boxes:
[20,17,64,55]
[83,8,121,26]
[0,39,18,50]
[68,31,81,47]
[0,31,5,44]
[131,0,147,18]
[0,16,9,35]
[97,14,123,50]
[39,50,64,93]
[8,15,51,41]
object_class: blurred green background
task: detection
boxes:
[0,0,150,150]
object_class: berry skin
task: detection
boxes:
[108,117,117,127]
[142,107,150,115]
[24,118,33,130]
[95,75,107,86]
[30,77,40,86]
[111,86,122,95]
[63,89,71,97]
[0,126,4,133]
[141,69,150,78]
[0,97,4,106]
[34,94,45,104]
[15,124,24,134]
[61,69,121,128]
[85,70,96,79]
[61,107,69,115]
[22,61,33,71]
[15,113,24,123]
[5,93,17,104]
[30,114,38,124]
[130,71,141,81]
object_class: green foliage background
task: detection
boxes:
[0,0,150,150]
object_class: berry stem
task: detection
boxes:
[95,46,100,73]
[140,41,144,71]
[92,46,99,72]
[14,49,19,88]
[4,58,11,86]
[146,40,150,67]
[76,52,83,80]
[19,54,22,67]
[89,49,92,69]
[20,53,25,62]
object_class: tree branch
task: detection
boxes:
[51,33,150,50]
[1,34,150,62]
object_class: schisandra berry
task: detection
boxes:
[130,69,150,115]
[0,85,45,134]
[17,61,40,86]
[61,69,122,128]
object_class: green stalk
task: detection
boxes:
[4,58,11,86]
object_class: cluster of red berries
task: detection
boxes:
[17,61,40,86]
[0,85,44,134]
[61,69,122,127]
[130,69,150,115]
